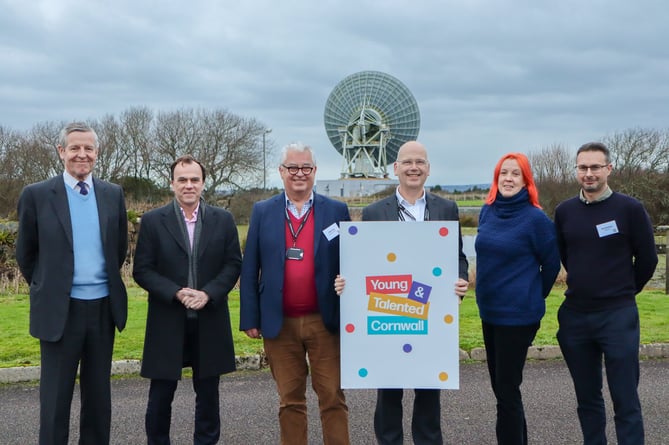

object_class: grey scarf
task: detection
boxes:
[173,199,205,318]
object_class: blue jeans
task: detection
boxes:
[557,304,643,445]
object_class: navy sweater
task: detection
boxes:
[475,189,561,325]
[554,192,658,311]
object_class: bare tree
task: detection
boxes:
[605,128,669,180]
[19,122,63,182]
[119,106,154,180]
[0,125,23,217]
[605,128,669,224]
[152,109,203,185]
[196,109,266,198]
[0,106,273,215]
[528,143,574,183]
[150,108,268,198]
[528,143,579,217]
[528,130,669,224]
[94,114,131,181]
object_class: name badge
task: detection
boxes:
[286,247,304,260]
[323,222,340,241]
[596,220,619,238]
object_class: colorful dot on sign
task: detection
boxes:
[403,344,412,353]
[345,323,355,333]
[359,368,368,378]
[348,226,358,235]
[387,252,397,262]
[432,267,442,277]
[444,314,454,324]
[439,372,449,381]
[439,227,449,236]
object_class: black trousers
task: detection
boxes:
[39,297,115,445]
[145,316,221,445]
[374,388,442,445]
[482,321,539,445]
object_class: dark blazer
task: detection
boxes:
[239,192,351,339]
[362,193,469,280]
[133,202,242,380]
[16,175,128,341]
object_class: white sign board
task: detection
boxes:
[339,221,460,389]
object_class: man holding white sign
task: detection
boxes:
[336,141,469,445]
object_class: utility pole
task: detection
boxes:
[262,128,272,189]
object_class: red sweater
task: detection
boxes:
[283,211,318,316]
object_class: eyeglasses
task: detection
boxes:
[575,164,608,173]
[398,159,429,167]
[282,164,314,175]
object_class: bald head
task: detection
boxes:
[397,141,428,161]
[394,140,430,200]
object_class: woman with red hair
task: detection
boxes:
[475,152,560,445]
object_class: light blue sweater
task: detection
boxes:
[66,185,109,299]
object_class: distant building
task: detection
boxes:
[316,178,397,198]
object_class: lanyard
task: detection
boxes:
[285,206,312,247]
[397,201,429,221]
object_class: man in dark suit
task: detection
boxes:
[16,122,128,445]
[362,141,469,445]
[133,155,242,445]
[240,142,351,445]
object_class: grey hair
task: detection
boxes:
[279,142,317,166]
[59,122,99,148]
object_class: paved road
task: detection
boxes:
[1,359,668,444]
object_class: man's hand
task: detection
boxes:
[176,288,210,310]
[245,328,262,339]
[454,278,469,303]
[334,275,346,296]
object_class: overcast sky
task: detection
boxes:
[2,0,668,187]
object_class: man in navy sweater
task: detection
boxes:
[554,142,658,445]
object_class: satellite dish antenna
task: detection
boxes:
[324,71,420,178]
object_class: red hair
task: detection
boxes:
[485,152,541,208]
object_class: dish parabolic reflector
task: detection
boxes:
[324,71,420,178]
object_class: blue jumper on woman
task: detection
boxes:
[475,188,561,326]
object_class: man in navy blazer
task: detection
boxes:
[240,142,351,445]
[16,122,128,445]
[362,141,469,445]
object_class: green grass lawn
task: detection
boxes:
[1,286,668,368]
[455,199,485,207]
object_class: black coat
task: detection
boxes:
[133,202,242,380]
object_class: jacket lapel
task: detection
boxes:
[161,203,190,254]
[312,193,323,255]
[382,196,398,220]
[273,193,288,249]
[93,178,109,250]
[197,204,213,260]
[50,176,73,247]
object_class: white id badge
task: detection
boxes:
[596,220,619,238]
[323,222,340,241]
